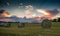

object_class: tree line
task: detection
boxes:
[52,18,60,22]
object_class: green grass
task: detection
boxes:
[0,22,60,36]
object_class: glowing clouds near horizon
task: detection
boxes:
[25,5,35,18]
[25,10,33,18]
[1,4,58,19]
[37,9,49,15]
[25,5,53,18]
[1,12,9,16]
[0,10,10,17]
[36,9,52,18]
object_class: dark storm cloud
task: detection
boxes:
[50,9,58,15]
[0,10,5,14]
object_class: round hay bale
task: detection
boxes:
[0,22,11,27]
[41,19,52,28]
[18,23,25,28]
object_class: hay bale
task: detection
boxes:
[18,23,25,28]
[0,22,11,27]
[41,19,52,28]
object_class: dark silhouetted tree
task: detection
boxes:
[53,19,57,22]
[58,18,60,22]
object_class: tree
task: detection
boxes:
[58,18,60,22]
[52,19,57,22]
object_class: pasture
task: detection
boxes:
[0,22,60,36]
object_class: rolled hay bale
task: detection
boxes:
[41,19,52,28]
[18,23,25,28]
[0,22,11,27]
[5,22,11,27]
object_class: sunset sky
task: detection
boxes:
[0,0,60,18]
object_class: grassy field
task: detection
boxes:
[0,22,60,36]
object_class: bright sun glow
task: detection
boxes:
[37,9,50,15]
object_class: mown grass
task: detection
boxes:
[0,22,60,36]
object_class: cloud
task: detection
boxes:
[18,12,25,18]
[32,14,36,17]
[36,9,50,15]
[25,10,36,18]
[25,10,32,18]
[25,10,31,15]
[0,10,10,17]
[18,3,24,8]
[24,5,34,18]
[36,9,60,19]
[25,10,37,18]
[49,9,59,16]
[57,9,60,12]
[6,2,10,6]
[7,9,26,17]
[36,9,53,18]
[25,5,33,10]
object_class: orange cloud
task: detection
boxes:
[0,10,10,17]
[36,9,53,19]
[37,9,50,15]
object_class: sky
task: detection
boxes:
[0,0,60,18]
